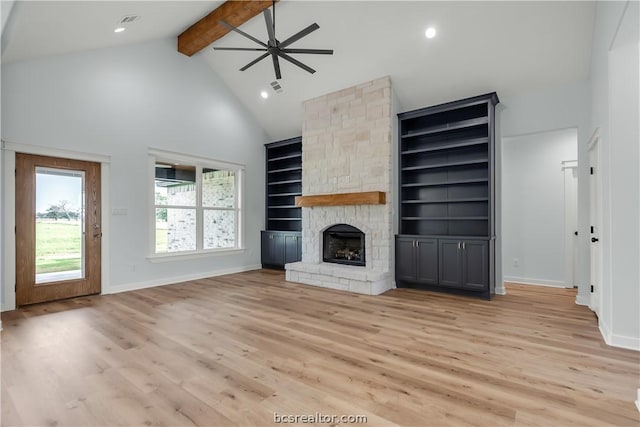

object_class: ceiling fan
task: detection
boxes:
[213,1,333,80]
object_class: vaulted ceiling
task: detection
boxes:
[2,1,596,141]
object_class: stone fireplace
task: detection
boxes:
[323,224,365,267]
[285,76,394,295]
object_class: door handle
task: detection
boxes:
[591,237,599,243]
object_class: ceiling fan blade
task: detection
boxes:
[263,9,276,44]
[219,20,268,48]
[281,48,333,55]
[276,51,316,74]
[214,47,268,52]
[271,53,282,80]
[240,53,270,71]
[279,23,320,48]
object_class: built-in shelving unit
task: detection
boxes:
[265,137,302,233]
[396,93,499,299]
[262,137,303,269]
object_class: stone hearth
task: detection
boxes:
[285,76,394,295]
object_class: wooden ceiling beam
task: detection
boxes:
[178,0,277,57]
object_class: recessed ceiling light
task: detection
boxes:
[260,91,269,99]
[425,27,437,39]
[114,27,126,33]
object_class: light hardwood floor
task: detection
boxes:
[2,270,639,426]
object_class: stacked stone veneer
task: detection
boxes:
[285,76,393,295]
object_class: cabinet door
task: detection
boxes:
[395,237,417,282]
[261,231,285,266]
[462,240,488,291]
[438,240,462,288]
[416,239,438,285]
[284,234,301,264]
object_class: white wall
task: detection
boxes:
[502,128,577,287]
[589,0,639,350]
[498,81,591,300]
[1,38,268,311]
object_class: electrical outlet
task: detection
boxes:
[513,258,519,267]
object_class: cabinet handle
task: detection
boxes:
[458,242,461,250]
[462,242,466,250]
[416,241,419,247]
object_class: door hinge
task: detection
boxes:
[590,167,594,175]
[590,285,594,292]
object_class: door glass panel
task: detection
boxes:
[35,167,85,283]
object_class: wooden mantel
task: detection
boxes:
[295,191,386,207]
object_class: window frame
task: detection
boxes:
[147,148,244,261]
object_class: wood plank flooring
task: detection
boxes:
[2,270,639,426]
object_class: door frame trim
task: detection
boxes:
[586,129,603,315]
[2,140,111,311]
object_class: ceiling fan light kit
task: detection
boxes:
[213,0,333,79]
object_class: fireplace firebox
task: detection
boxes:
[323,224,365,266]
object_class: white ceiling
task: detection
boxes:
[2,1,596,141]
[1,1,222,62]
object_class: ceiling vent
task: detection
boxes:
[270,80,284,94]
[119,15,141,24]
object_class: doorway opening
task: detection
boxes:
[501,128,578,292]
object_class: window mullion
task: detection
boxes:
[235,170,241,249]
[196,165,203,252]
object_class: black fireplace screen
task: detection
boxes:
[323,224,365,267]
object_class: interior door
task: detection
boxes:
[563,163,578,288]
[588,139,601,315]
[15,153,101,306]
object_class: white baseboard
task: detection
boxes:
[104,264,262,295]
[635,388,640,412]
[599,319,640,351]
[575,294,590,306]
[495,285,507,295]
[504,276,569,288]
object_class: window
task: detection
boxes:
[150,149,243,258]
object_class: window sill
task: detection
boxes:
[146,248,246,263]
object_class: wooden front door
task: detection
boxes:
[15,153,101,306]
